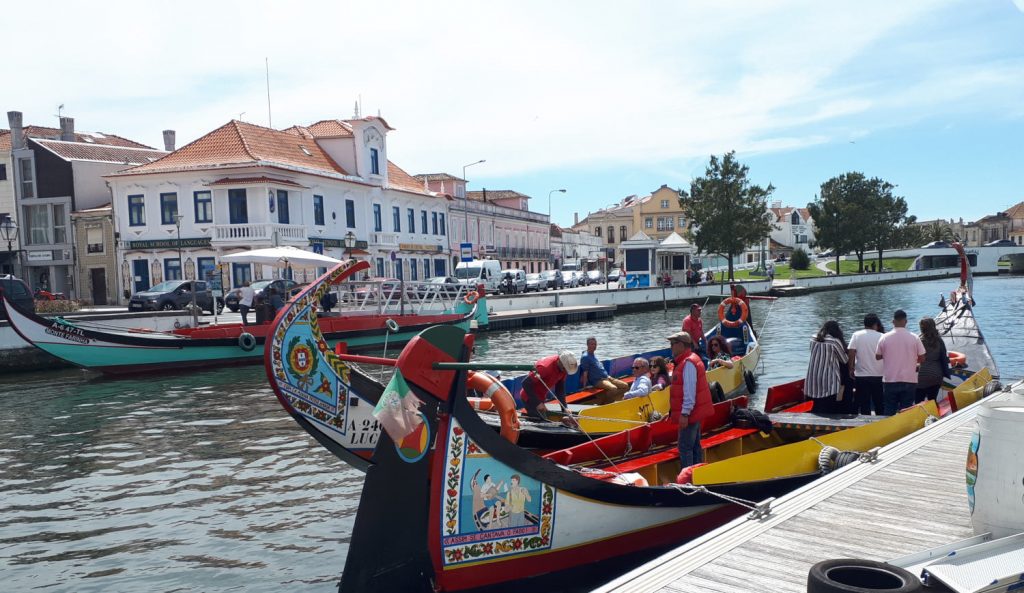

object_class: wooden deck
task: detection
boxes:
[484,305,616,330]
[597,390,1012,593]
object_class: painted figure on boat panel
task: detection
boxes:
[668,331,712,469]
[805,320,850,414]
[876,309,925,415]
[915,316,951,403]
[848,313,885,415]
[579,337,628,403]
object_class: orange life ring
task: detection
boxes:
[948,350,967,368]
[466,371,519,444]
[463,290,480,305]
[717,297,749,328]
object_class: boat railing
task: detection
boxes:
[327,280,476,316]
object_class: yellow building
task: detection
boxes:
[633,185,687,243]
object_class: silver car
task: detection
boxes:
[559,270,578,288]
[525,273,545,292]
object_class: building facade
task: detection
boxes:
[71,204,118,304]
[107,117,450,302]
[0,130,18,274]
[572,195,638,265]
[768,202,814,255]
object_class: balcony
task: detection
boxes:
[211,223,308,245]
[368,232,399,248]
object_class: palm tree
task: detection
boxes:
[925,221,953,242]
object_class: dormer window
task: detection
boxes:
[791,211,800,225]
[370,148,380,175]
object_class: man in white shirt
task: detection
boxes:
[235,281,255,326]
[848,313,885,415]
[622,358,652,400]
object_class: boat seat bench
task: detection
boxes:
[591,426,762,474]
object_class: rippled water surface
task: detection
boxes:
[1,276,1022,592]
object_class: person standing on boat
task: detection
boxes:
[667,331,713,468]
[915,317,951,403]
[848,313,885,415]
[622,358,653,400]
[875,309,926,415]
[234,281,255,326]
[519,350,578,421]
[805,320,850,414]
[579,337,628,403]
[681,304,706,355]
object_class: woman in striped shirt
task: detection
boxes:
[805,320,849,413]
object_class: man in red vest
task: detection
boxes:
[668,331,713,468]
[518,350,578,421]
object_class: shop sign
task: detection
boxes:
[310,238,368,249]
[127,238,212,249]
[398,243,443,253]
[26,250,53,262]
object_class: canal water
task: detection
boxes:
[2,276,1022,592]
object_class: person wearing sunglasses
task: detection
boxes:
[622,358,653,400]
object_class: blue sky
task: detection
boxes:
[4,0,1022,227]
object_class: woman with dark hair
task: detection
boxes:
[649,356,671,390]
[916,317,950,402]
[805,320,849,414]
[706,335,734,369]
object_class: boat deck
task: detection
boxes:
[597,390,1010,593]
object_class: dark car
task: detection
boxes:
[921,241,952,249]
[224,279,298,312]
[0,275,35,319]
[985,239,1016,247]
[129,280,216,313]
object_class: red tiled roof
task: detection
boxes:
[388,161,436,196]
[466,190,531,203]
[414,173,463,182]
[207,176,305,188]
[33,139,166,165]
[1003,201,1024,220]
[111,120,347,177]
[21,125,153,148]
[770,206,812,222]
[302,120,354,138]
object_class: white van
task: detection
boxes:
[455,259,502,294]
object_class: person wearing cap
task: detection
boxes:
[518,350,578,421]
[875,309,926,416]
[681,303,706,355]
[579,337,629,404]
[667,331,713,468]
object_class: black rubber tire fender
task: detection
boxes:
[743,369,757,394]
[818,446,840,473]
[709,381,725,403]
[238,332,257,352]
[807,558,922,593]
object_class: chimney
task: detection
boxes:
[574,212,579,225]
[59,116,75,141]
[7,111,24,150]
[162,130,176,151]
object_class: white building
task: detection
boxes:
[555,226,605,270]
[768,202,815,254]
[0,130,18,274]
[107,117,451,300]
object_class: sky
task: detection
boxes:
[5,0,1023,227]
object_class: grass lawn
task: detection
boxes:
[825,257,916,274]
[719,256,917,281]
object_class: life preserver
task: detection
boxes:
[466,371,519,444]
[717,297,749,328]
[238,332,257,352]
[948,350,967,368]
[463,290,480,305]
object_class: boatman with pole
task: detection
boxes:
[518,350,578,422]
[667,331,713,468]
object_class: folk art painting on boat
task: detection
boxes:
[262,243,999,591]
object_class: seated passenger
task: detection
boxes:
[649,356,671,391]
[706,335,734,369]
[623,358,652,400]
[579,337,628,404]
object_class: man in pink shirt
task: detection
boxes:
[875,309,926,415]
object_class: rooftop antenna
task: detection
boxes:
[55,103,65,121]
[265,57,273,128]
[238,111,246,121]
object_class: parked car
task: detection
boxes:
[499,269,527,294]
[559,270,577,288]
[985,239,1016,247]
[606,268,622,283]
[817,249,835,258]
[129,280,217,313]
[525,273,545,292]
[287,283,339,309]
[586,270,605,285]
[0,275,35,319]
[921,241,952,249]
[420,276,462,298]
[539,269,563,290]
[224,279,298,312]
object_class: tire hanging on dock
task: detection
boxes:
[807,558,922,593]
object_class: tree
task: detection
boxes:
[924,221,953,242]
[790,247,810,270]
[867,191,913,271]
[808,172,900,273]
[679,151,776,280]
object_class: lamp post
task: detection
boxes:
[547,189,566,270]
[462,159,486,251]
[344,230,356,260]
[0,218,18,277]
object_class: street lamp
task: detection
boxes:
[548,189,566,270]
[0,218,18,277]
[462,159,486,250]
[344,230,356,259]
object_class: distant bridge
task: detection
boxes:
[863,245,1024,275]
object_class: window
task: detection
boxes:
[277,190,290,224]
[392,206,401,232]
[160,192,178,225]
[796,234,808,244]
[595,226,602,238]
[410,258,418,281]
[18,159,34,198]
[228,189,248,224]
[373,204,382,231]
[620,226,627,242]
[439,213,446,236]
[657,216,674,231]
[394,257,403,280]
[661,199,669,208]
[197,257,216,283]
[24,204,50,245]
[791,211,800,225]
[0,164,6,181]
[345,199,355,228]
[678,216,686,228]
[608,226,615,243]
[645,217,653,229]
[128,194,145,227]
[231,263,251,288]
[370,148,380,175]
[194,191,213,223]
[421,210,428,234]
[407,208,415,233]
[165,258,182,281]
[375,257,385,277]
[432,212,438,235]
[86,227,104,254]
[52,204,66,244]
[313,195,325,226]
[434,258,446,276]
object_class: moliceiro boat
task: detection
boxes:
[2,259,487,376]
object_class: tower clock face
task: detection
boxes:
[364,128,382,145]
